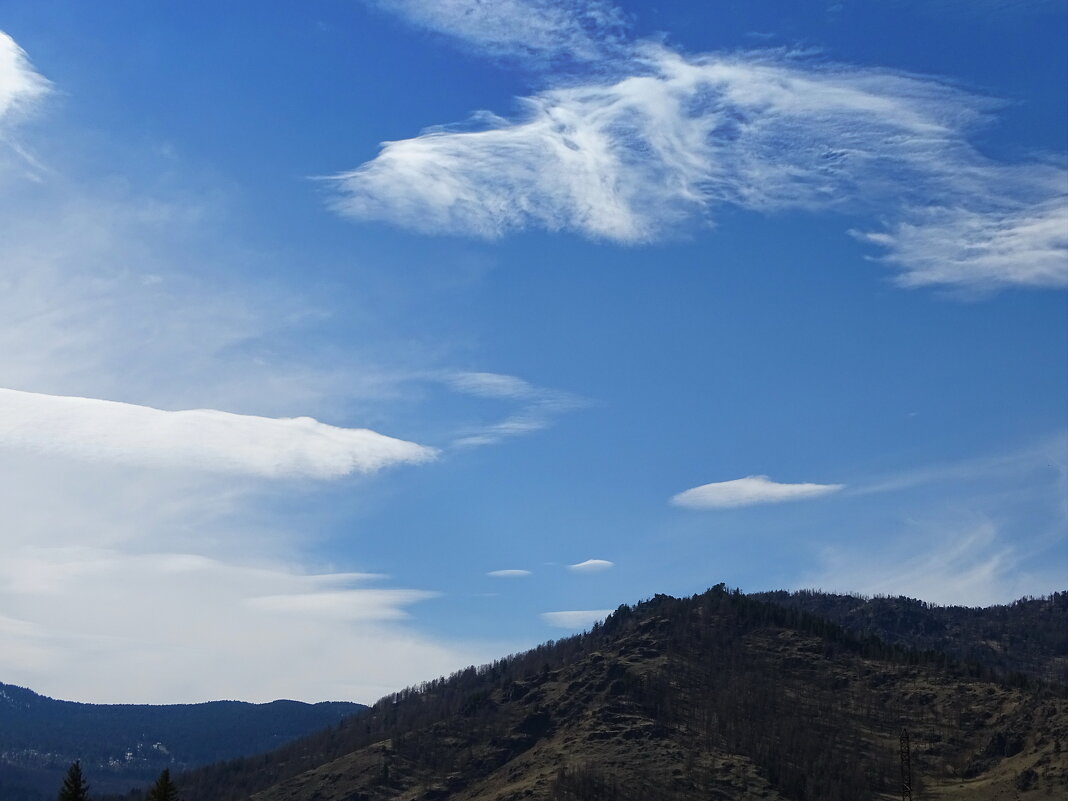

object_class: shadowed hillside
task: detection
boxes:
[167,585,1068,801]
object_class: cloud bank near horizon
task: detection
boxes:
[0,388,436,479]
[332,12,1067,291]
[672,475,844,509]
[0,544,492,704]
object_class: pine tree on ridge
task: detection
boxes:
[146,768,181,801]
[57,760,91,801]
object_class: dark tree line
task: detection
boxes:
[57,763,179,801]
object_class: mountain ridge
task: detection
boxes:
[0,682,366,801]
[168,585,1068,801]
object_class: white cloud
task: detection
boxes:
[0,387,436,479]
[672,475,844,509]
[541,609,613,628]
[0,31,48,123]
[369,0,627,63]
[487,569,532,577]
[0,31,503,704]
[567,558,614,572]
[330,42,1067,290]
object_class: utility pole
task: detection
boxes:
[900,728,913,801]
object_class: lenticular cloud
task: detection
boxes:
[0,387,436,478]
[671,475,844,510]
[330,44,1067,289]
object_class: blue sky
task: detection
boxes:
[0,0,1064,704]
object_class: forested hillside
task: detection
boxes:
[0,685,364,801]
[752,590,1068,684]
[167,585,1068,801]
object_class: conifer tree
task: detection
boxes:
[57,761,90,801]
[146,768,181,801]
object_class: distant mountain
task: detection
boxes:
[0,683,365,800]
[171,585,1068,801]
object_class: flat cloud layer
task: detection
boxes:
[0,388,437,478]
[541,609,613,628]
[331,43,1067,290]
[672,475,844,509]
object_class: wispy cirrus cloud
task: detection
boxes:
[855,197,1068,291]
[800,519,1060,607]
[794,433,1067,606]
[0,31,49,121]
[672,475,845,509]
[368,0,628,63]
[0,388,435,479]
[444,370,586,447]
[487,569,532,577]
[331,15,1067,290]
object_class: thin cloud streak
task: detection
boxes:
[0,388,437,479]
[541,609,613,628]
[446,371,539,400]
[487,569,532,577]
[330,38,1067,290]
[848,431,1068,498]
[445,370,586,447]
[672,475,844,509]
[246,589,439,621]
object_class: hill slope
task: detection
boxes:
[752,590,1068,684]
[0,684,365,801]
[175,586,1068,801]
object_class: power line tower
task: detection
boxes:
[900,728,913,801]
